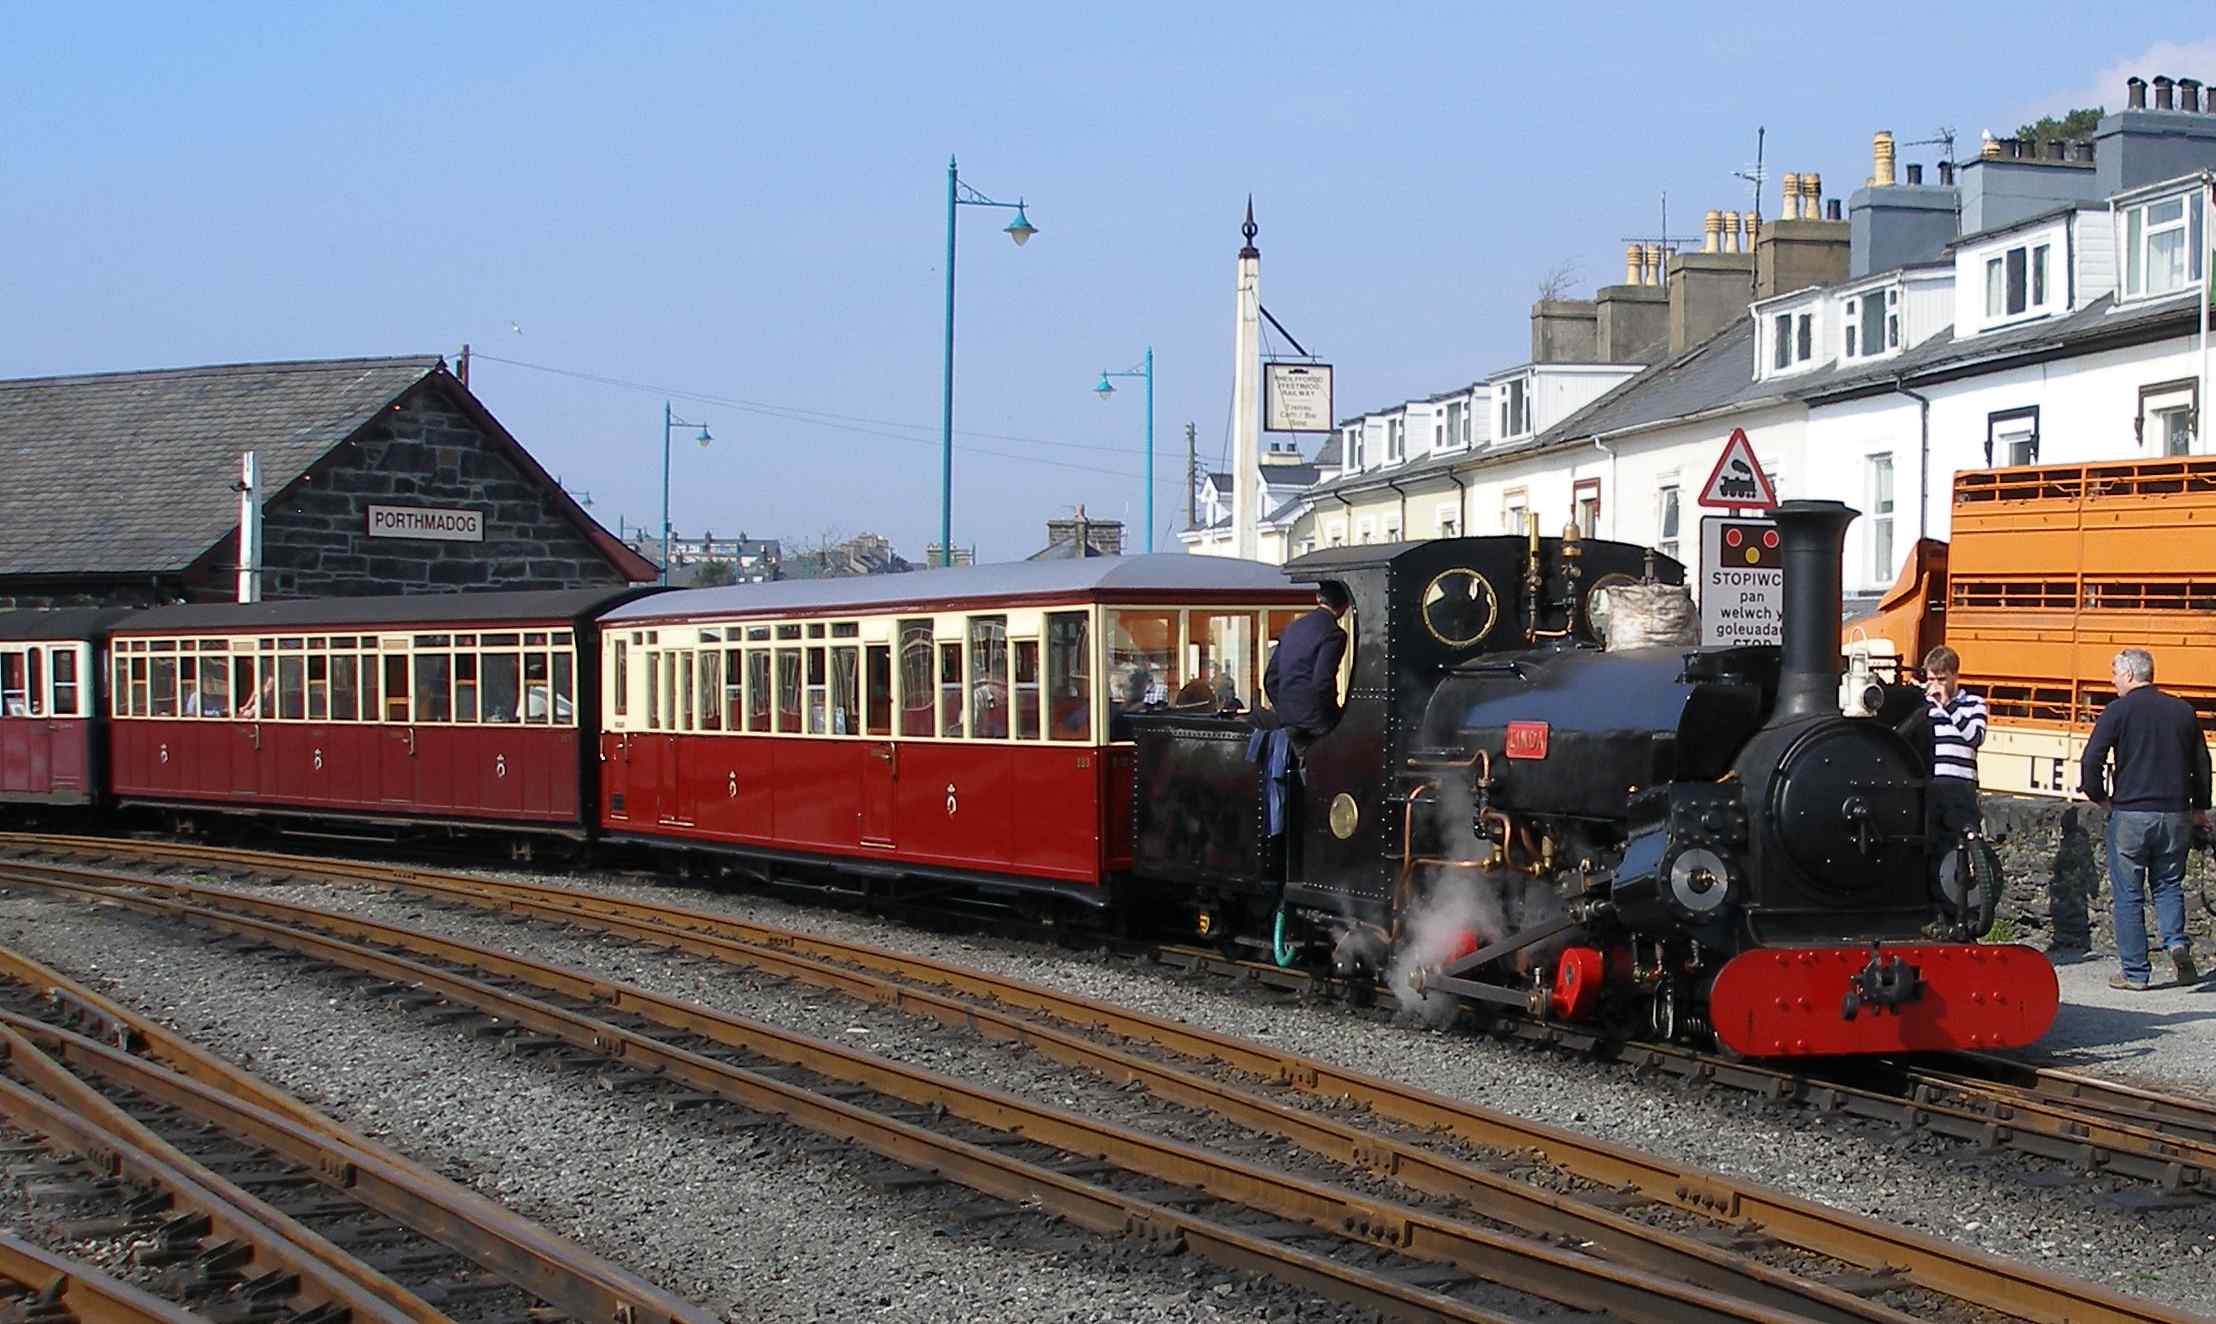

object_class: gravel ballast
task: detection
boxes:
[0,887,1386,1324]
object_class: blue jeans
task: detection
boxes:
[2107,810,2193,982]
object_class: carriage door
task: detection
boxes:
[860,642,896,846]
[231,654,263,795]
[378,652,415,802]
[44,646,84,793]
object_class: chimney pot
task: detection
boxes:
[1625,243,1643,285]
[2128,75,2148,109]
[2182,78,2203,113]
[2073,140,2095,162]
[1938,160,1956,185]
[1980,132,2001,159]
[1702,210,1722,254]
[1721,210,1741,254]
[2046,139,2066,160]
[1780,172,1800,220]
[2015,134,2035,158]
[1803,173,1822,218]
[2154,75,2175,110]
[1872,130,1896,186]
[1644,243,1665,286]
[1741,212,1758,252]
[1825,198,1842,221]
[1905,162,1924,185]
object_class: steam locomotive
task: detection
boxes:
[1134,501,2060,1057]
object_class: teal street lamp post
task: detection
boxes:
[941,154,1037,567]
[661,401,712,586]
[1092,347,1155,553]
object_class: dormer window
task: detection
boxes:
[1770,310,1813,370]
[1442,399,1462,450]
[1388,416,1406,461]
[1844,288,1900,359]
[1499,378,1529,436]
[1984,243,2050,320]
[2121,193,2201,299]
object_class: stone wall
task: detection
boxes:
[1983,793,2216,950]
[200,385,631,600]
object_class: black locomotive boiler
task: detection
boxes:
[1133,500,2059,1057]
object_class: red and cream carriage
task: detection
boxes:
[0,609,123,810]
[593,557,1313,901]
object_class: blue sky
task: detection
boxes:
[1,7,2200,562]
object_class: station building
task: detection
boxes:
[0,355,655,609]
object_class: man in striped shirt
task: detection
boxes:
[1923,646,1987,838]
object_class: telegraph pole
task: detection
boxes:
[1185,422,1199,529]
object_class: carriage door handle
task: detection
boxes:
[405,726,417,757]
[249,722,261,751]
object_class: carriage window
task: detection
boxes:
[829,646,859,735]
[777,624,802,641]
[612,640,629,718]
[331,655,359,722]
[1107,610,1177,713]
[723,648,743,729]
[805,647,829,733]
[746,626,770,642]
[382,655,410,722]
[306,655,329,721]
[232,656,257,718]
[697,650,722,731]
[969,616,1009,739]
[482,652,521,724]
[938,641,965,738]
[130,657,150,717]
[112,655,127,718]
[51,649,79,717]
[899,620,935,737]
[1013,640,1041,740]
[1193,613,1255,712]
[523,653,551,724]
[865,643,893,737]
[149,656,179,718]
[644,650,661,730]
[452,652,479,724]
[1046,612,1091,742]
[777,649,803,733]
[831,622,860,639]
[24,650,41,717]
[414,653,452,723]
[194,656,231,718]
[551,652,573,726]
[0,653,24,717]
[679,652,695,731]
[747,650,771,732]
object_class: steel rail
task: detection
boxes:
[47,846,2190,1324]
[3,836,2208,1323]
[0,1232,210,1324]
[0,999,714,1324]
[0,1022,428,1324]
[0,866,1816,1324]
[1920,1053,2216,1147]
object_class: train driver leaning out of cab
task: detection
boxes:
[2080,647,2213,992]
[1263,580,1351,747]
[1922,646,1986,838]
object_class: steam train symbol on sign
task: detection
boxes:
[1696,428,1778,510]
[1714,457,1763,503]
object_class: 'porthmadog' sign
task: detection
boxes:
[367,505,484,542]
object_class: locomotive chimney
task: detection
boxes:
[1770,499,1859,721]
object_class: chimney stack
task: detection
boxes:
[1872,130,1896,186]
[1780,172,1800,220]
[2182,78,2203,113]
[1904,162,1923,185]
[1624,244,1643,285]
[2154,75,2175,111]
[2128,76,2148,109]
[1937,160,1956,185]
[1703,210,1722,254]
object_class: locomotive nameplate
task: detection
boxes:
[1504,721,1550,760]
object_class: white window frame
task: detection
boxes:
[1499,378,1529,437]
[1866,454,1896,583]
[1435,502,1461,538]
[1355,516,1377,544]
[1654,481,1681,563]
[2140,381,2198,456]
[1502,487,1529,535]
[2120,191,2202,301]
[1982,241,2053,324]
[1842,286,1902,361]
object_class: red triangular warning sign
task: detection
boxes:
[1695,428,1777,509]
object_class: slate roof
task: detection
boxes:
[0,357,441,577]
[1310,434,1344,468]
[0,355,656,584]
[1790,292,2198,402]
[606,553,1300,622]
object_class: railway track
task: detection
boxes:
[0,1232,207,1324]
[0,918,717,1324]
[0,836,2202,1324]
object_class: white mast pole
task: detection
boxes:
[1232,199,1262,561]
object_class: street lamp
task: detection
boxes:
[661,401,712,586]
[1091,347,1155,553]
[941,154,1038,567]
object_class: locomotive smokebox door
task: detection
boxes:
[1128,714,1274,893]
